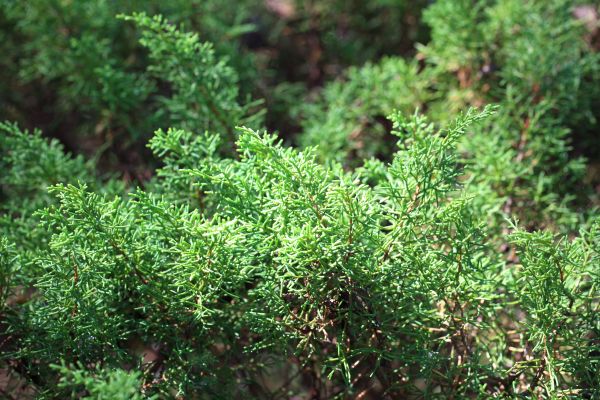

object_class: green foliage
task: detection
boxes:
[53,362,148,400]
[1,0,599,398]
[0,0,260,149]
[300,58,433,165]
[120,13,264,146]
[423,0,599,229]
[0,237,13,308]
[146,128,222,206]
[0,122,94,256]
[0,0,426,156]
[300,0,600,232]
[508,222,600,395]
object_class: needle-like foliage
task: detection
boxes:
[1,1,599,398]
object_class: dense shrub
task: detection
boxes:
[1,1,599,398]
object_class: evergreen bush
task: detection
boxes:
[1,1,599,398]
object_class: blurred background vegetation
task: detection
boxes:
[1,0,598,215]
[0,0,429,177]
